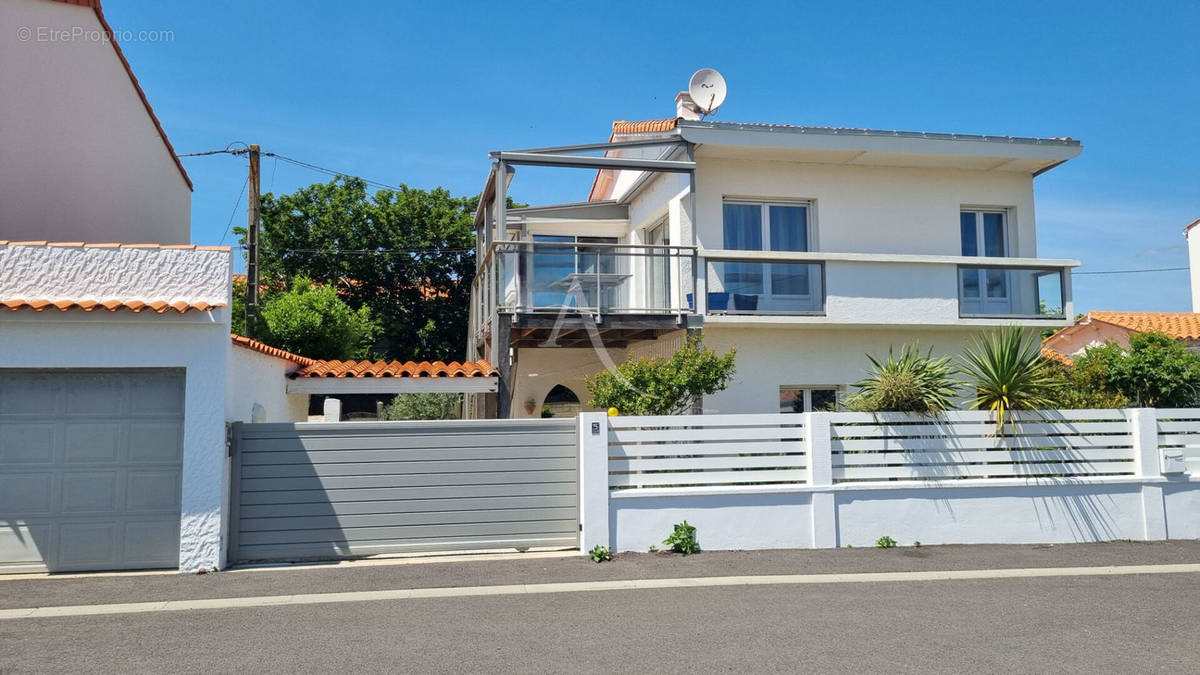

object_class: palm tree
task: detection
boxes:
[960,325,1058,434]
[847,344,961,414]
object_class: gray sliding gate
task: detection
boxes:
[229,419,579,563]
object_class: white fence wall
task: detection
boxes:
[578,408,1199,553]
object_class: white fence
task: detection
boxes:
[578,408,1199,553]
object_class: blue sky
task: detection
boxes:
[108,0,1199,313]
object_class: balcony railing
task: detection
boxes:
[704,259,825,315]
[470,241,697,341]
[957,265,1065,319]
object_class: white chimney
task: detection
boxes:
[1187,218,1200,312]
[675,91,702,121]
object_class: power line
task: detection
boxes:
[218,175,250,246]
[1075,267,1189,275]
[178,145,401,192]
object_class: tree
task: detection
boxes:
[845,344,961,414]
[1106,332,1200,407]
[960,326,1058,433]
[1043,343,1129,409]
[381,393,462,420]
[259,278,376,360]
[237,177,519,362]
[585,334,737,415]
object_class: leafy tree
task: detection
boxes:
[259,278,376,360]
[585,334,736,415]
[1043,343,1129,409]
[845,344,961,414]
[1106,332,1200,407]
[960,326,1058,433]
[237,177,520,362]
[381,393,463,420]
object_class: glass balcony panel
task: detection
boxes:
[706,260,824,315]
[958,267,1064,318]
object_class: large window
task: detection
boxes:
[529,235,620,308]
[959,210,1010,315]
[722,201,812,302]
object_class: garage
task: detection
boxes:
[0,369,185,573]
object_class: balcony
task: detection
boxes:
[697,250,1076,325]
[471,241,697,348]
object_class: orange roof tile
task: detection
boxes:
[1088,312,1200,340]
[588,118,682,201]
[230,334,315,366]
[1184,218,1200,234]
[1041,347,1074,366]
[42,0,192,190]
[1,299,224,313]
[293,359,497,379]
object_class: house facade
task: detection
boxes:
[469,93,1081,417]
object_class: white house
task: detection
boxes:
[468,91,1082,417]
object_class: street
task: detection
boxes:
[2,542,1198,673]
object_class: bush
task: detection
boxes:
[588,545,613,563]
[586,333,736,415]
[845,344,960,414]
[663,521,699,554]
[875,535,897,549]
[1107,332,1200,407]
[260,277,377,360]
[960,326,1057,434]
[1043,344,1129,409]
[381,393,462,420]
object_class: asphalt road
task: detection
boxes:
[2,542,1199,673]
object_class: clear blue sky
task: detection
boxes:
[108,0,1199,313]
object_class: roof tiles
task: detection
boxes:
[1,299,224,313]
[293,359,498,379]
[230,334,315,366]
[1088,312,1200,340]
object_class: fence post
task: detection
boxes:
[805,412,836,548]
[578,412,611,554]
[1130,408,1168,540]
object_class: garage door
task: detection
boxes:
[0,370,184,573]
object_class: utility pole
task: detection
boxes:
[245,144,261,338]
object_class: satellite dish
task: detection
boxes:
[688,68,727,115]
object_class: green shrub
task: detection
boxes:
[1107,332,1200,407]
[381,393,462,420]
[586,334,736,415]
[663,521,699,554]
[845,344,960,414]
[875,535,897,548]
[260,277,377,360]
[588,545,612,563]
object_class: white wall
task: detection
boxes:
[0,311,230,572]
[510,346,627,419]
[0,244,228,302]
[1189,226,1200,313]
[698,325,981,415]
[224,347,309,424]
[693,158,1036,257]
[0,0,190,244]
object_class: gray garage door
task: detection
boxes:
[229,419,578,563]
[0,370,184,573]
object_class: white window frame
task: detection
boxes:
[722,199,815,300]
[779,385,842,413]
[959,209,1014,315]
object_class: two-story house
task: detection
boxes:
[468,92,1081,418]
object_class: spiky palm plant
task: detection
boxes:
[847,344,961,415]
[960,325,1058,434]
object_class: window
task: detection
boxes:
[779,386,840,413]
[529,234,619,308]
[960,210,1011,315]
[722,201,811,297]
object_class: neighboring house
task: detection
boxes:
[1043,312,1200,363]
[468,91,1081,418]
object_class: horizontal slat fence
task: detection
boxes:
[830,410,1135,481]
[1155,409,1200,474]
[607,414,807,489]
[230,419,578,563]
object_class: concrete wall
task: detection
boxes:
[0,0,190,244]
[698,325,981,414]
[0,312,230,572]
[225,347,309,424]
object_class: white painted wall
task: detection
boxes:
[225,347,308,424]
[0,311,230,572]
[1188,226,1200,312]
[698,325,981,414]
[0,0,190,244]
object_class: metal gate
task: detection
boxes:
[229,418,579,564]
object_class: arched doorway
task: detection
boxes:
[541,384,581,418]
